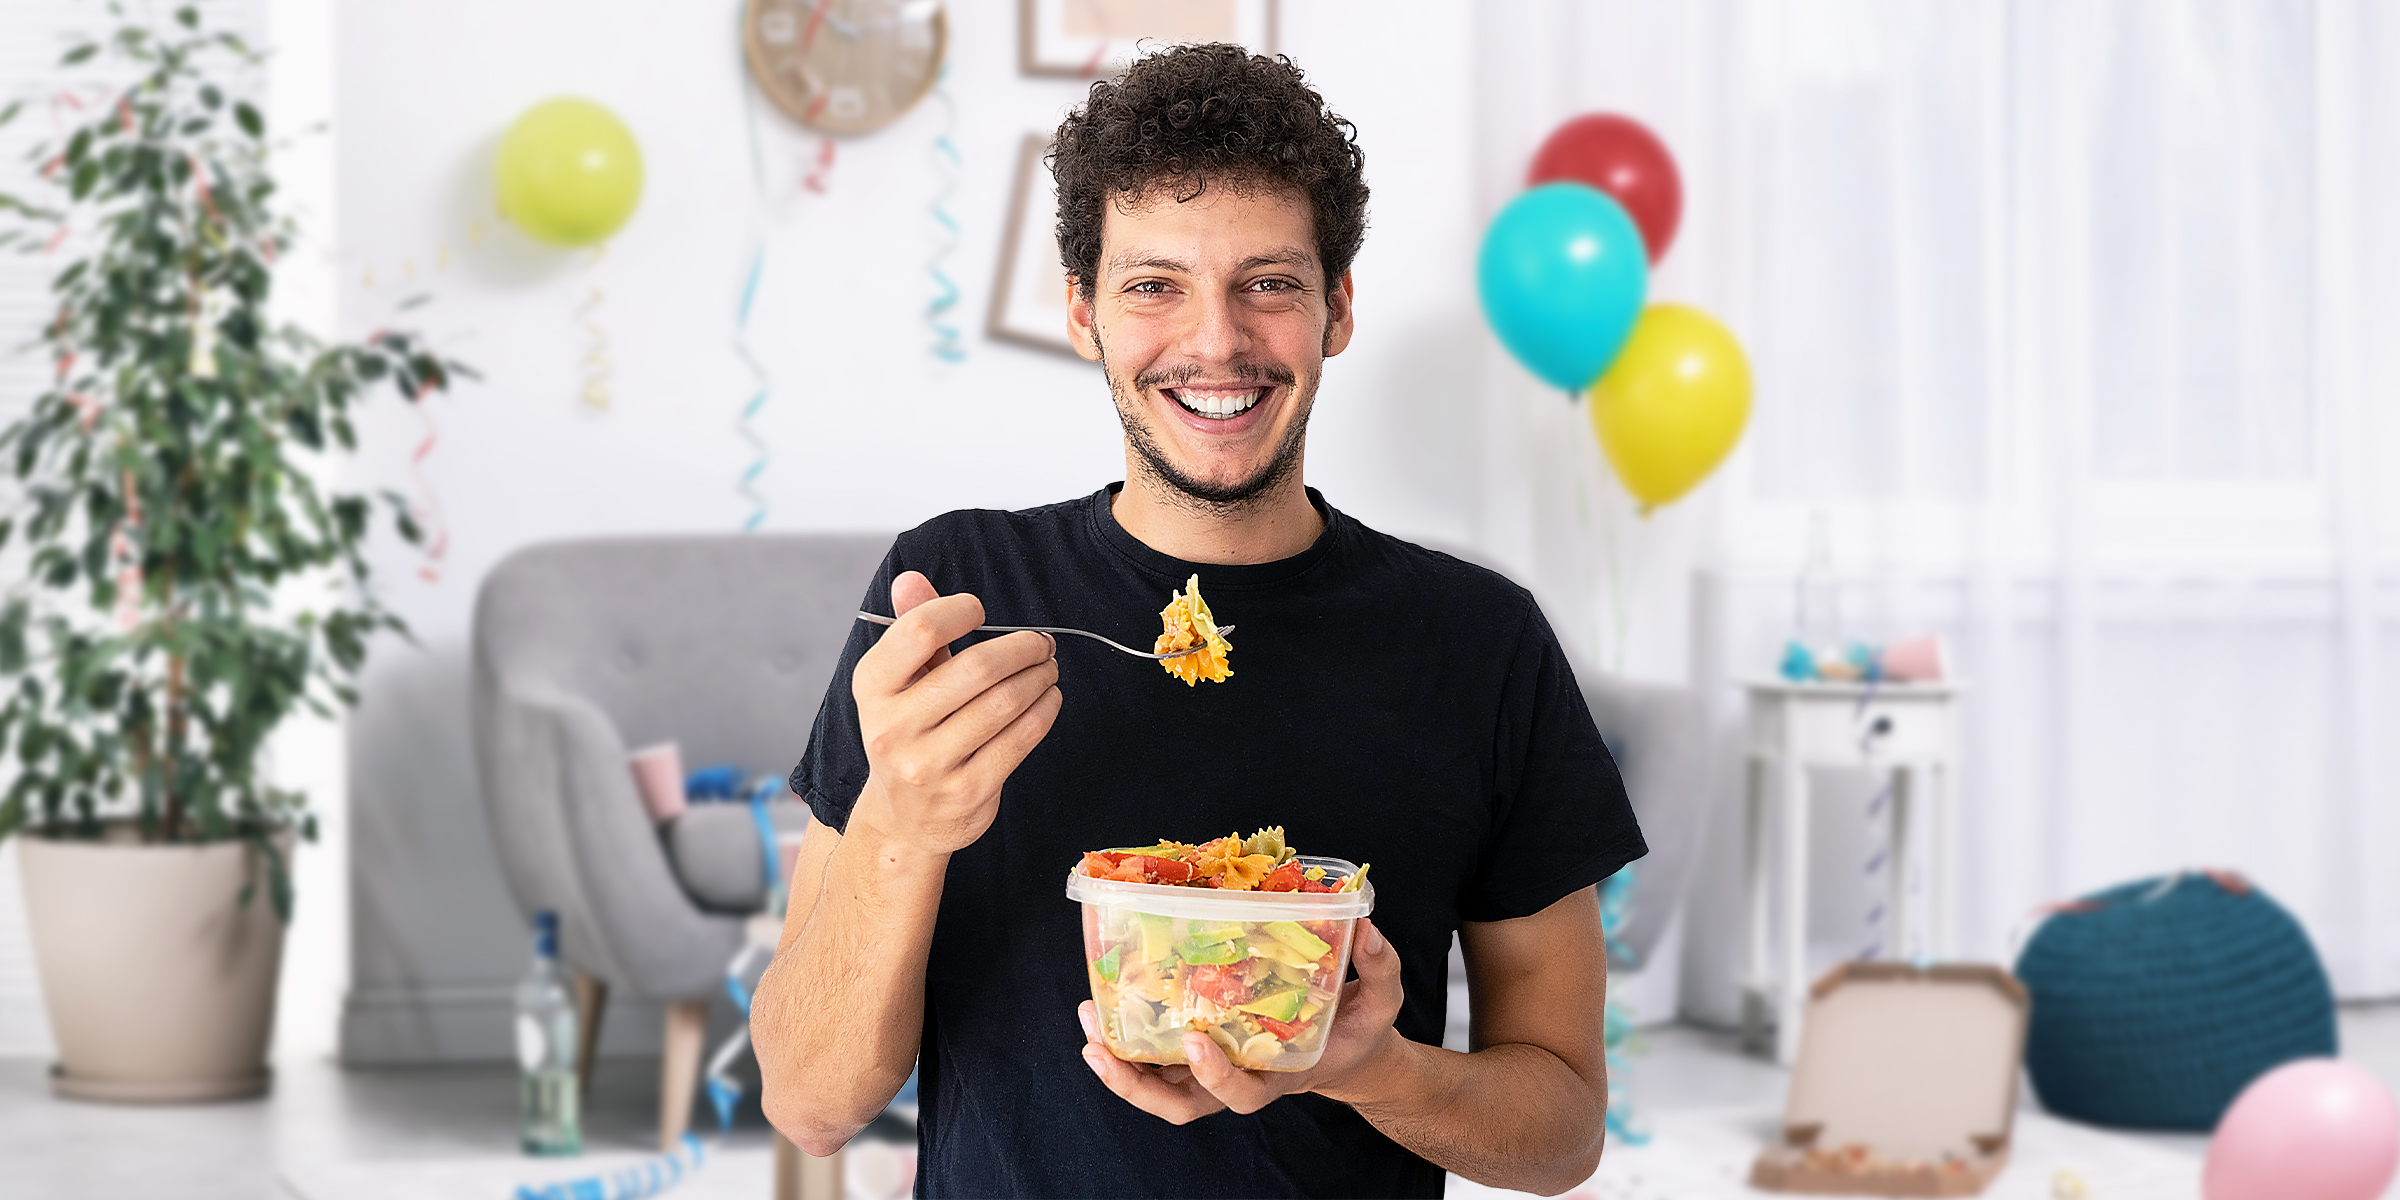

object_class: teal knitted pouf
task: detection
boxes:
[2015,872,2337,1131]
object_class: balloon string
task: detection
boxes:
[735,245,771,532]
[927,75,966,364]
[577,247,613,413]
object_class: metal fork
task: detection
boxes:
[854,611,1233,661]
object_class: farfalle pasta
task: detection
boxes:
[1155,574,1232,685]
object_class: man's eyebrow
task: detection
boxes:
[1108,253,1194,274]
[1237,247,1317,272]
[1104,247,1319,276]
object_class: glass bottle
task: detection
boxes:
[1796,509,1840,648]
[517,909,583,1156]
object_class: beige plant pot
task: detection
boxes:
[17,826,291,1102]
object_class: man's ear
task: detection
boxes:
[1066,278,1102,363]
[1322,270,1357,358]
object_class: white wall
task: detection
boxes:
[331,0,1484,1061]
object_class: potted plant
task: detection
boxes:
[0,3,462,1101]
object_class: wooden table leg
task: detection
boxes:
[1742,755,1771,1055]
[1778,750,1809,1068]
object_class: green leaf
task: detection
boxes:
[176,6,199,29]
[234,101,262,139]
[61,44,98,66]
[0,100,22,128]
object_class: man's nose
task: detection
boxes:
[1182,288,1252,365]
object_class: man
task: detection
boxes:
[753,44,1645,1198]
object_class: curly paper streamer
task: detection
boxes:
[736,60,780,534]
[408,382,450,583]
[926,79,966,364]
[1855,678,1895,962]
[734,247,771,531]
[802,135,837,195]
[576,278,614,413]
[1598,865,1651,1146]
[112,467,142,631]
[511,1132,706,1200]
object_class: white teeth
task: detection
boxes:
[1172,389,1263,419]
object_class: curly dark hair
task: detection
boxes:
[1049,44,1369,301]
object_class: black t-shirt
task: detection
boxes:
[790,485,1645,1199]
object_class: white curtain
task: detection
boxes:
[1471,0,2399,1017]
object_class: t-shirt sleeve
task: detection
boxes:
[788,542,903,834]
[1459,598,1649,923]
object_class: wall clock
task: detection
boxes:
[744,0,948,135]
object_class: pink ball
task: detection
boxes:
[2205,1059,2400,1200]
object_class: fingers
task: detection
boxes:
[1178,1032,1285,1115]
[1077,1020,1228,1125]
[958,672,1062,780]
[1338,918,1407,1026]
[889,571,952,685]
[890,570,939,617]
[855,590,987,700]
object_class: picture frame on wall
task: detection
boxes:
[1018,0,1277,78]
[988,136,1084,359]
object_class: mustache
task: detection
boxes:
[1133,360,1297,391]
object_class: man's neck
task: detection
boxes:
[1110,471,1325,566]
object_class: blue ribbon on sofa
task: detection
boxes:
[702,776,787,1131]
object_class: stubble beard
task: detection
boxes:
[1095,329,1315,514]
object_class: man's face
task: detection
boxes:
[1068,184,1355,509]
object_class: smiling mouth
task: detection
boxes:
[1164,387,1265,420]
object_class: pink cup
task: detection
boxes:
[627,742,688,823]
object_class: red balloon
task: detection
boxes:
[1528,114,1683,265]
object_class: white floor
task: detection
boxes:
[1,1006,2395,1199]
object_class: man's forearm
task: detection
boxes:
[753,812,947,1155]
[1317,1035,1609,1195]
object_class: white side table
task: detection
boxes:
[1741,678,1964,1065]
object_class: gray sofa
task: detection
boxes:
[472,531,1706,1146]
[472,532,891,1147]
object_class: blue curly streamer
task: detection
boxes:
[927,78,967,363]
[1599,866,1653,1146]
[513,1133,705,1200]
[734,245,771,531]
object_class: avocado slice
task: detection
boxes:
[1177,937,1243,965]
[1238,987,1304,1023]
[1137,913,1175,963]
[1094,946,1121,983]
[1263,921,1331,960]
[1183,921,1245,945]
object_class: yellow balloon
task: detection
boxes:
[1588,303,1752,512]
[495,98,644,247]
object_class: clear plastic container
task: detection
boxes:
[1065,855,1375,1072]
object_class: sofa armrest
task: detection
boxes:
[474,670,742,1000]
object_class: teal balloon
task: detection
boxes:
[1478,182,1650,392]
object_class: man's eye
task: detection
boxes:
[1129,280,1171,294]
[1249,278,1296,292]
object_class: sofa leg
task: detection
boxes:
[774,1132,842,1200]
[659,998,709,1151]
[571,973,608,1098]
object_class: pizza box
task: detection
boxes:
[1750,962,2030,1196]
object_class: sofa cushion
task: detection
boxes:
[663,799,813,912]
